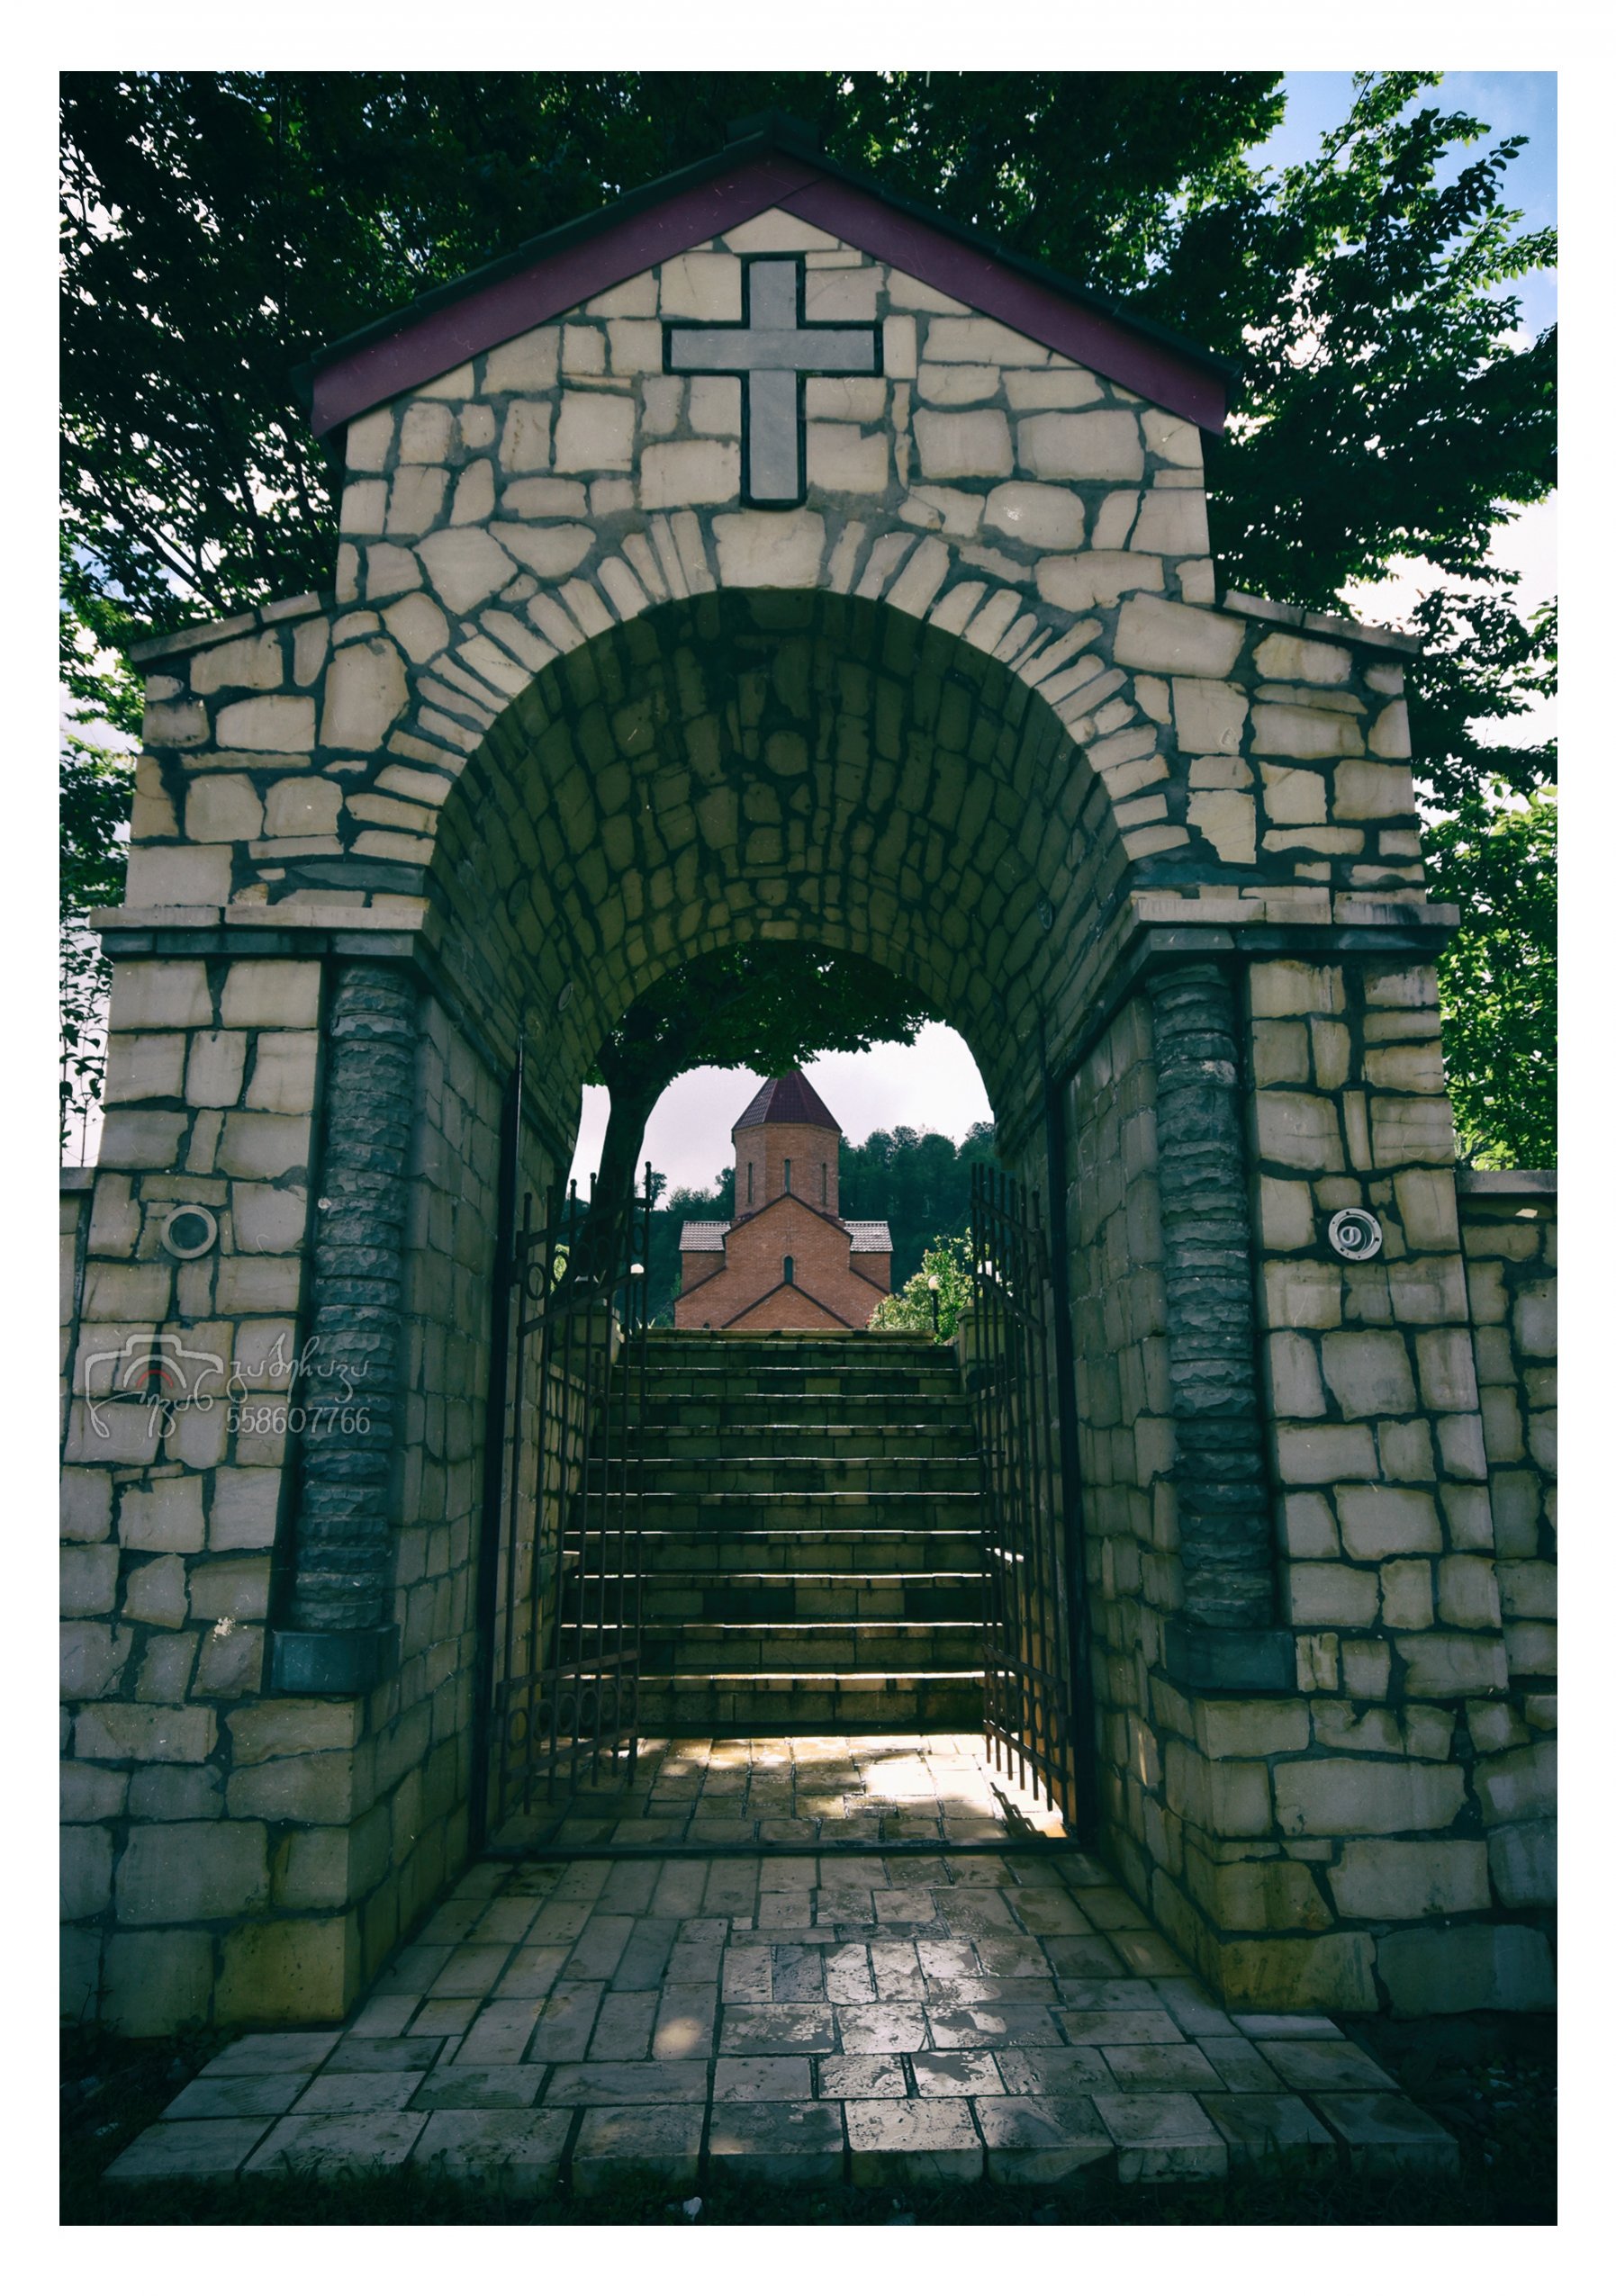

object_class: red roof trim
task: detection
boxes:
[781,180,1229,433]
[309,154,819,437]
[308,158,1228,442]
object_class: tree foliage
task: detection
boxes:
[868,1230,975,1342]
[59,566,139,1152]
[583,943,934,1224]
[1423,793,1557,1170]
[61,69,1557,1167]
[840,1121,999,1289]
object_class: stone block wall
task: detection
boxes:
[1066,995,1178,1922]
[57,950,558,2030]
[337,988,506,1983]
[60,953,319,2028]
[1455,1172,1557,1918]
[61,1171,93,1436]
[1062,962,1557,2015]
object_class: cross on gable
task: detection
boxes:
[664,256,881,509]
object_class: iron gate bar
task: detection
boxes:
[488,1164,653,1824]
[468,1042,527,1855]
[1042,1063,1100,1850]
[969,1165,1081,1829]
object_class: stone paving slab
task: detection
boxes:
[104,1811,1455,2198]
[486,1733,1066,1851]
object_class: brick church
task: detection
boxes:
[674,1072,892,1330]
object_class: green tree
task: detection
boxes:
[841,1121,999,1288]
[1423,792,1556,1170]
[583,943,934,1239]
[61,70,1556,1165]
[868,1230,975,1341]
[59,577,140,1153]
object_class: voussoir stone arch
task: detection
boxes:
[426,583,1130,1148]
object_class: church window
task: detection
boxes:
[784,1157,792,1193]
[783,1255,794,1287]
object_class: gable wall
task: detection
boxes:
[674,1189,885,1331]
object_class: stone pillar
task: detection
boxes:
[1146,962,1292,1692]
[271,960,417,1694]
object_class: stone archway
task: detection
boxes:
[429,585,1131,1147]
[61,128,1554,2034]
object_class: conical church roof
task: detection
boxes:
[732,1068,842,1135]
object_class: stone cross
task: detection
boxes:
[664,256,880,507]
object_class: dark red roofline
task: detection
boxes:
[297,116,1237,442]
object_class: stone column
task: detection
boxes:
[1146,960,1292,1692]
[271,960,418,1693]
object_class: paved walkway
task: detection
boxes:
[105,1736,1458,2197]
[486,1731,1067,1852]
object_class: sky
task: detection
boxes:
[572,69,1558,1198]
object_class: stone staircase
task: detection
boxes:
[583,1331,987,1732]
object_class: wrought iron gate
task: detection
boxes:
[968,1164,1082,1827]
[486,1163,654,1824]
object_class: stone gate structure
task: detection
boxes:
[59,116,1556,2034]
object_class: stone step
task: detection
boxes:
[622,1530,986,1575]
[642,1331,945,1340]
[630,1570,985,1622]
[627,1621,984,1673]
[637,1375,966,1404]
[636,1416,974,1451]
[618,1335,981,1731]
[635,1455,980,1496]
[635,1671,985,1732]
[610,1492,983,1533]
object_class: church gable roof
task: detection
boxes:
[732,1068,843,1135]
[679,1221,730,1252]
[845,1221,892,1254]
[298,113,1239,441]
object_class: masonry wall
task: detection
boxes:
[118,206,1433,1167]
[1062,964,1557,2014]
[58,958,548,2029]
[341,989,504,1983]
[60,954,319,2029]
[734,1120,841,1217]
[1066,993,1177,1943]
[1454,1173,1557,1916]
